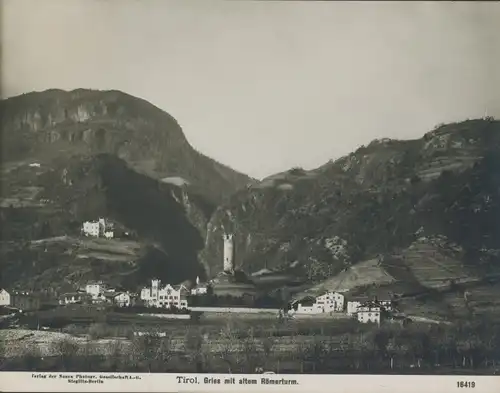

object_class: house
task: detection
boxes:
[345,292,373,316]
[82,221,100,237]
[0,289,11,306]
[290,296,315,313]
[191,276,209,295]
[191,286,208,295]
[11,291,41,311]
[59,292,91,305]
[346,292,394,315]
[140,279,189,309]
[315,291,345,312]
[85,281,107,299]
[113,292,131,307]
[347,301,362,315]
[81,218,114,238]
[378,299,394,311]
[291,296,326,314]
[356,301,382,325]
[160,284,189,309]
[291,291,345,315]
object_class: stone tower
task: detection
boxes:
[151,278,161,299]
[223,233,235,274]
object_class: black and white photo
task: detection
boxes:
[1,1,499,392]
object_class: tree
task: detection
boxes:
[302,336,330,373]
[157,336,175,372]
[386,336,400,370]
[408,331,431,368]
[456,335,483,369]
[261,335,275,370]
[373,330,390,358]
[184,328,206,373]
[242,328,259,373]
[215,322,242,373]
[131,333,162,372]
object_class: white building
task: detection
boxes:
[82,221,100,237]
[315,291,345,312]
[191,287,208,295]
[85,281,106,299]
[113,292,131,307]
[357,302,382,324]
[0,289,11,306]
[140,279,189,309]
[347,301,362,316]
[191,276,208,295]
[82,218,114,238]
[292,291,345,315]
[59,293,89,305]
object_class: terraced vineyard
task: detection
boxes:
[464,281,500,318]
[398,239,472,289]
[292,258,395,300]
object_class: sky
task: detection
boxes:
[2,1,500,179]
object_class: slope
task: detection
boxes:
[0,89,253,205]
[0,154,212,291]
[201,119,500,288]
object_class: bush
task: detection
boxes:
[50,337,79,371]
[88,323,110,339]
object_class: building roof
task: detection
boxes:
[316,291,344,297]
[103,291,118,298]
[86,280,104,285]
[170,284,189,292]
[347,295,370,302]
[359,300,383,308]
[62,292,83,297]
[113,292,130,298]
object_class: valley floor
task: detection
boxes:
[1,306,499,375]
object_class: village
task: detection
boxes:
[0,217,399,326]
[0,276,399,325]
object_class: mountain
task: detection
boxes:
[2,89,499,307]
[200,118,500,300]
[0,89,252,291]
[0,89,253,205]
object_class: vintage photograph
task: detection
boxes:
[1,0,500,381]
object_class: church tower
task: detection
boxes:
[223,233,235,274]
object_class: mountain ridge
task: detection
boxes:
[2,88,499,310]
[200,118,500,285]
[0,88,254,205]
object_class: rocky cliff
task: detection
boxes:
[0,89,253,205]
